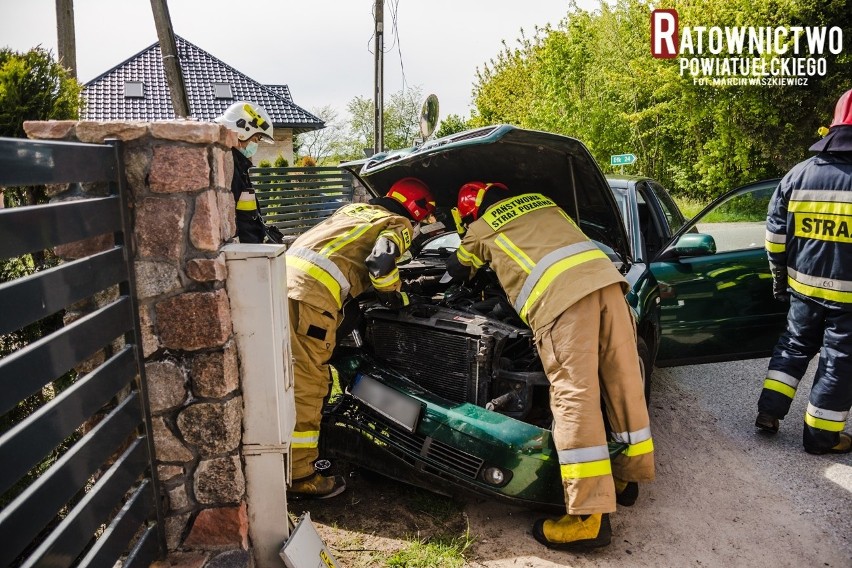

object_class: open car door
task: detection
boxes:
[651,179,788,366]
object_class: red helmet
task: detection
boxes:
[457,181,508,221]
[830,88,852,127]
[387,177,436,222]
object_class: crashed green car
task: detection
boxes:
[319,125,785,508]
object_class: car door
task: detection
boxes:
[651,179,788,366]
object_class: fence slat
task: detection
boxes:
[78,480,155,568]
[120,526,160,568]
[0,393,142,568]
[0,347,137,495]
[255,188,352,199]
[0,137,116,186]
[0,298,133,416]
[21,439,148,568]
[0,197,121,260]
[0,247,126,335]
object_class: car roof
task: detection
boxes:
[605,175,654,190]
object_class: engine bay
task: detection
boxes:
[340,242,555,428]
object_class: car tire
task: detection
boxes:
[637,337,653,404]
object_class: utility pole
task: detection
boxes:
[373,0,384,155]
[150,0,190,118]
[55,0,77,78]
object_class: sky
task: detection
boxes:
[0,0,597,122]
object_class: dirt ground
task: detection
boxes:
[294,364,852,567]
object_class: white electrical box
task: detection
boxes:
[224,243,295,567]
[280,513,340,568]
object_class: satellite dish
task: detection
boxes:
[419,94,440,141]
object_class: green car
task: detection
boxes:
[320,125,787,509]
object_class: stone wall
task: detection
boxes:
[24,120,253,567]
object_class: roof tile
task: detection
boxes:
[81,35,323,133]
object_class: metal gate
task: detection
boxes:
[0,137,165,566]
[251,166,354,237]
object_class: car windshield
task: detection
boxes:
[421,232,460,254]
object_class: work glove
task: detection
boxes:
[770,264,789,303]
[445,253,471,283]
[376,290,427,310]
[451,207,467,237]
[401,291,429,308]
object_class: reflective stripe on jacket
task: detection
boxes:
[766,153,852,308]
[286,203,413,313]
[457,193,626,331]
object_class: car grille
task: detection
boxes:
[329,398,484,481]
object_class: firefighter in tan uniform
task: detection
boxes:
[285,178,436,498]
[447,182,654,549]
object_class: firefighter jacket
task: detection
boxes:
[456,193,627,332]
[286,203,413,314]
[230,148,260,212]
[765,152,852,310]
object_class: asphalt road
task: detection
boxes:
[651,357,852,558]
[462,356,852,567]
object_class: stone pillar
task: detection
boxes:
[24,120,252,564]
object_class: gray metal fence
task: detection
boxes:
[0,137,165,567]
[251,166,354,237]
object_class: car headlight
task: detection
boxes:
[481,466,512,487]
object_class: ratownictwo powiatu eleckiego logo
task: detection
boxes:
[650,9,844,87]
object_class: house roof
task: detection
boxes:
[81,35,324,134]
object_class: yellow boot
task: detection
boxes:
[532,513,611,550]
[804,432,852,455]
[288,472,346,500]
[614,477,639,506]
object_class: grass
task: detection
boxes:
[385,535,472,568]
[674,195,705,219]
[674,194,769,223]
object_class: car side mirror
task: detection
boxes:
[670,233,717,257]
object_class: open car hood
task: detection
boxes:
[340,124,630,262]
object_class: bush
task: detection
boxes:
[274,154,289,168]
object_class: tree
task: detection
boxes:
[0,47,81,139]
[436,114,472,138]
[295,105,348,165]
[1,46,81,208]
[343,86,425,156]
[470,0,852,200]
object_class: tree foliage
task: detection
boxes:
[341,86,425,159]
[295,104,347,165]
[0,46,81,139]
[470,0,852,200]
[436,113,473,138]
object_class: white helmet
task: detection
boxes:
[215,101,274,143]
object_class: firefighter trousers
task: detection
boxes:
[288,299,340,480]
[534,283,655,515]
[759,294,852,450]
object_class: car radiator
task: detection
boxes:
[364,306,525,406]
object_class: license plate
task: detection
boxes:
[349,373,422,433]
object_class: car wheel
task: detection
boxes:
[637,337,653,404]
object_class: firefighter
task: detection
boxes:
[447,182,654,550]
[756,88,852,455]
[285,178,436,498]
[215,101,274,243]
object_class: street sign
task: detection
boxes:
[611,153,636,166]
